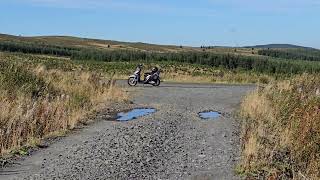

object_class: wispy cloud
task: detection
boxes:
[208,0,320,14]
[25,0,159,10]
[17,0,216,17]
[17,0,319,17]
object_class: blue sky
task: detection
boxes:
[1,0,320,48]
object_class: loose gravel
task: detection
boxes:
[0,82,254,180]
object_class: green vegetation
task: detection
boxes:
[72,49,320,75]
[1,36,320,76]
[0,60,54,97]
[1,52,273,84]
[0,41,80,57]
[258,48,320,61]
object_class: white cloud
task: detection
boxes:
[16,0,216,17]
[20,0,141,9]
[18,0,319,16]
[207,0,320,14]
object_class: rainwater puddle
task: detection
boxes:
[199,111,221,120]
[117,108,156,121]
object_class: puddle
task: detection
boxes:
[117,108,156,121]
[199,111,221,120]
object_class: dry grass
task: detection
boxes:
[110,62,274,84]
[0,59,127,156]
[162,72,272,84]
[239,74,320,179]
[1,52,275,85]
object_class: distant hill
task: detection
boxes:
[0,33,195,52]
[0,33,318,57]
[244,44,315,49]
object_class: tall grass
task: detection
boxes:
[73,59,275,84]
[239,74,320,179]
[0,52,289,84]
[0,55,127,155]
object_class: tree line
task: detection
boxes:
[1,40,320,75]
[258,49,320,61]
[0,41,79,57]
[71,49,320,74]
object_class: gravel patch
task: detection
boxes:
[0,82,254,180]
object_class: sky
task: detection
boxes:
[0,0,320,48]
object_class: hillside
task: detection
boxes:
[2,34,318,52]
[0,33,196,52]
[1,33,320,76]
[0,33,270,57]
[244,43,315,49]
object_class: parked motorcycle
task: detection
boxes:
[128,66,161,86]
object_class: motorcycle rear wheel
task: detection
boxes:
[152,79,161,86]
[128,77,137,86]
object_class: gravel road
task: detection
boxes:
[1,82,254,180]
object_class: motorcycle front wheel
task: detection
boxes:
[152,79,161,86]
[128,77,137,86]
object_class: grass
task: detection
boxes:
[72,59,275,84]
[0,52,127,156]
[1,52,276,84]
[238,74,320,179]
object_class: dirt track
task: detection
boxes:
[0,82,254,180]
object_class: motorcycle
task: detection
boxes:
[128,67,161,87]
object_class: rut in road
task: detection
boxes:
[0,83,254,180]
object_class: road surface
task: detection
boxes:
[1,82,254,180]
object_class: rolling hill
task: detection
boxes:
[243,43,316,49]
[1,33,320,62]
[0,33,195,52]
[1,33,317,53]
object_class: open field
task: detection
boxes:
[2,34,320,78]
[1,34,320,179]
[0,52,276,84]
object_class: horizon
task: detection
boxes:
[1,0,320,48]
[1,33,318,49]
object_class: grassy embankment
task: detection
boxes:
[0,52,127,156]
[238,74,320,179]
